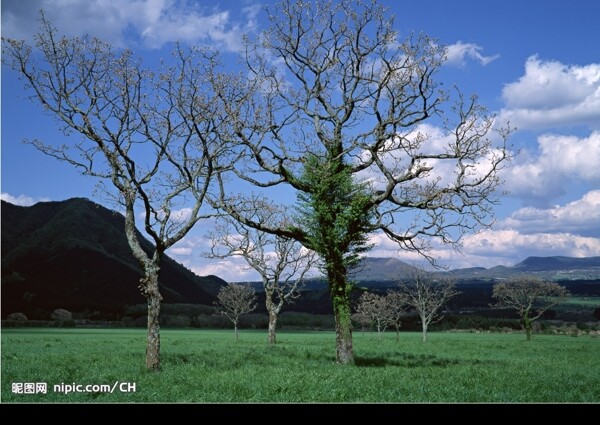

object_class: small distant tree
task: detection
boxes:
[356,292,394,339]
[350,313,372,335]
[51,309,73,327]
[215,283,257,340]
[493,276,569,341]
[399,268,459,342]
[386,290,409,341]
[7,312,28,328]
[207,203,316,344]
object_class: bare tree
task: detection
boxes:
[386,290,409,341]
[207,204,316,344]
[493,276,569,341]
[399,268,458,342]
[2,18,235,369]
[216,283,258,340]
[355,292,394,339]
[213,0,511,363]
[7,313,28,328]
[50,309,72,327]
[350,313,372,335]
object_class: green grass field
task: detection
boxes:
[2,328,599,402]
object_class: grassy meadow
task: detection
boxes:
[2,328,599,403]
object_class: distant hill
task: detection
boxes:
[512,256,600,272]
[349,257,420,281]
[351,255,600,283]
[1,198,226,317]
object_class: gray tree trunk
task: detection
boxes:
[144,267,162,370]
[422,320,428,343]
[268,310,278,344]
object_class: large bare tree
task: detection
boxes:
[2,18,235,369]
[207,204,316,344]
[216,283,258,340]
[493,276,569,341]
[398,268,459,342]
[212,0,511,364]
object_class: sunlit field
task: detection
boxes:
[2,328,599,402]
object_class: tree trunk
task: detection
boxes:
[523,317,532,341]
[143,265,162,370]
[234,320,239,341]
[422,321,428,343]
[376,322,383,340]
[329,268,354,364]
[395,326,400,342]
[268,310,278,344]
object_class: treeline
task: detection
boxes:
[5,302,599,334]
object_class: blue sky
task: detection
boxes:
[2,0,599,281]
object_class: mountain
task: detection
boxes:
[349,257,420,281]
[352,255,600,282]
[512,256,600,272]
[1,198,226,316]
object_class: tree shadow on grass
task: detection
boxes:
[355,353,492,368]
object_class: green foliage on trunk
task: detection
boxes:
[294,154,374,271]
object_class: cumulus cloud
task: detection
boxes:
[192,259,259,282]
[445,42,499,67]
[502,190,600,238]
[505,132,600,202]
[1,192,50,206]
[459,229,600,266]
[366,227,600,270]
[1,0,258,51]
[499,56,600,130]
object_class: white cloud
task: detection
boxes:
[192,259,258,282]
[366,227,600,270]
[502,190,600,237]
[1,192,50,206]
[505,132,600,202]
[499,56,600,130]
[459,229,600,266]
[445,42,499,67]
[1,0,257,51]
[168,247,193,256]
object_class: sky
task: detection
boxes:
[2,0,600,281]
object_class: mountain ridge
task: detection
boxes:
[351,255,600,282]
[1,198,226,316]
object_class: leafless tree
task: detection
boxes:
[216,283,258,340]
[350,313,371,335]
[212,0,511,364]
[493,276,569,341]
[386,290,409,341]
[207,204,316,344]
[7,312,28,328]
[50,308,72,327]
[398,268,458,342]
[355,292,394,339]
[2,17,236,369]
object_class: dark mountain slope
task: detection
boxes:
[1,198,225,316]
